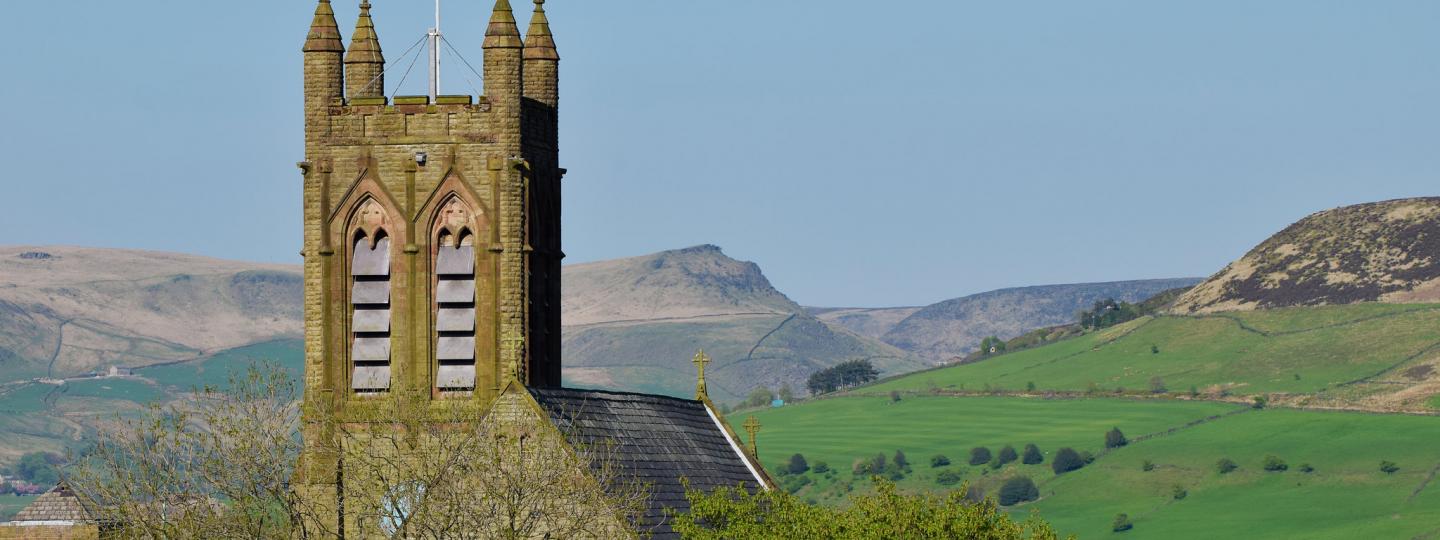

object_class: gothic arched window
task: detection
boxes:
[351,199,393,393]
[434,198,477,393]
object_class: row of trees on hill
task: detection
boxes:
[806,360,880,395]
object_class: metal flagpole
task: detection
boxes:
[428,0,441,102]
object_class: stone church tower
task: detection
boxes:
[292,2,768,536]
[298,0,561,401]
[294,0,563,524]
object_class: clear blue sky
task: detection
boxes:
[2,1,1437,307]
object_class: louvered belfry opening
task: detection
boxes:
[351,232,393,393]
[435,228,477,394]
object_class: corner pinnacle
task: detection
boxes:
[345,1,384,65]
[304,0,344,53]
[524,0,559,61]
[485,0,523,49]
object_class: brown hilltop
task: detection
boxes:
[1171,197,1440,314]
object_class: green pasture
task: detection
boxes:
[1032,408,1440,539]
[732,394,1440,539]
[867,304,1440,396]
[0,494,39,522]
[731,396,1240,500]
[142,339,304,392]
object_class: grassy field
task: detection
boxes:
[866,304,1440,398]
[0,495,39,522]
[731,396,1241,502]
[141,339,304,391]
[731,395,1440,539]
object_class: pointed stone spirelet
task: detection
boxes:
[523,0,559,61]
[346,1,384,65]
[304,0,345,53]
[485,0,523,49]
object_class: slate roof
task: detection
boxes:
[9,482,94,524]
[530,388,765,539]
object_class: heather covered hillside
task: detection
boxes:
[1173,197,1440,313]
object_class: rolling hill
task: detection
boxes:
[728,198,1440,538]
[561,246,923,403]
[1173,197,1440,313]
[872,279,1202,361]
[0,246,303,381]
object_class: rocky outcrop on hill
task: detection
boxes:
[1172,198,1440,313]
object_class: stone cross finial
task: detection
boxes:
[743,416,761,456]
[692,349,711,399]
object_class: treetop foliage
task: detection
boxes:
[807,360,880,395]
[671,478,1071,539]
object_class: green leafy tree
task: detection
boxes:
[1252,395,1269,409]
[969,447,993,466]
[745,387,776,408]
[1022,444,1044,465]
[1262,455,1288,472]
[806,360,881,395]
[893,450,909,471]
[671,478,1071,539]
[15,452,62,486]
[997,446,1018,466]
[1217,458,1239,474]
[777,385,794,403]
[997,477,1040,506]
[935,470,963,486]
[1105,427,1128,449]
[1112,513,1134,532]
[931,455,951,468]
[978,336,1008,356]
[788,454,810,475]
[1051,448,1085,475]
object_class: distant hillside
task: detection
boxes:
[1173,197,1440,313]
[562,246,923,403]
[879,279,1202,361]
[807,307,921,341]
[0,246,303,380]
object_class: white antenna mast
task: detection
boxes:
[428,0,441,102]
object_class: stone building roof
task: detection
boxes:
[529,388,767,539]
[8,482,94,524]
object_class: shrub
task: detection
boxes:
[1171,485,1187,500]
[1381,461,1400,474]
[744,387,775,409]
[1151,345,1161,355]
[893,450,909,471]
[871,453,887,475]
[997,476,1039,506]
[1052,448,1085,475]
[1142,460,1155,472]
[1252,396,1269,409]
[890,391,902,403]
[931,455,951,468]
[1022,444,1044,465]
[787,453,810,475]
[969,447,993,466]
[935,470,963,486]
[1112,513,1134,532]
[852,459,869,476]
[1081,451,1097,464]
[813,462,830,474]
[1217,458,1238,474]
[1026,381,1037,392]
[997,445,1018,466]
[1105,427,1128,449]
[1298,463,1314,474]
[1262,455,1288,472]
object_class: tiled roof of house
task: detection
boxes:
[9,482,94,523]
[529,388,765,539]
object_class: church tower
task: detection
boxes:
[294,0,563,529]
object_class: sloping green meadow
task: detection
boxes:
[867,304,1440,396]
[731,395,1440,539]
